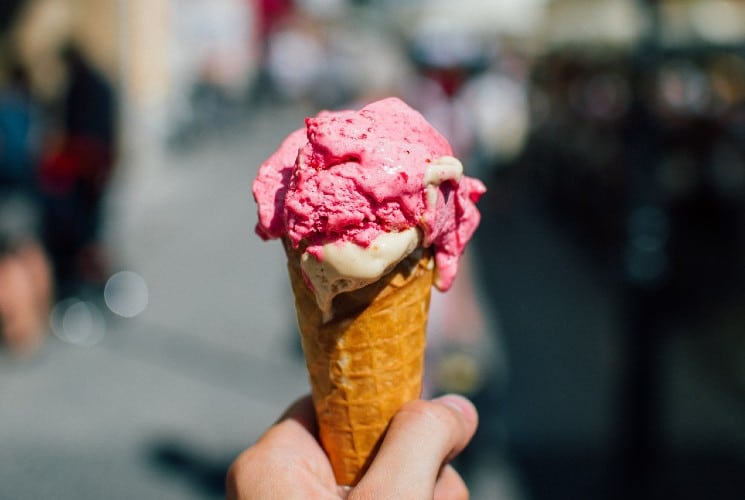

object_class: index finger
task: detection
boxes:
[275,394,317,434]
[256,394,322,460]
[226,395,335,499]
[350,394,478,499]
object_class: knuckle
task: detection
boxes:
[396,399,458,434]
[225,449,262,493]
[224,460,242,499]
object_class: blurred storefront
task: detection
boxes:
[120,0,258,146]
[4,0,117,107]
[489,0,745,498]
[4,0,258,148]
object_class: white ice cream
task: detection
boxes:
[424,156,464,208]
[301,227,420,319]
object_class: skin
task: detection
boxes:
[226,394,479,500]
[0,243,51,355]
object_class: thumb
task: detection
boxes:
[350,395,478,499]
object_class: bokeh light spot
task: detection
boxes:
[51,299,106,347]
[104,271,149,318]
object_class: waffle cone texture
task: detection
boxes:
[285,242,434,485]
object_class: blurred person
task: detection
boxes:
[187,55,243,135]
[226,393,478,499]
[0,59,52,356]
[253,0,297,101]
[261,0,384,107]
[0,236,52,356]
[257,0,296,42]
[38,43,117,298]
[0,61,39,192]
[458,58,531,175]
[263,13,326,103]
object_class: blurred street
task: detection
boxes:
[0,104,312,500]
[3,1,745,499]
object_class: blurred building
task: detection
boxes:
[7,0,118,98]
[121,0,258,146]
[7,0,258,139]
[486,1,745,498]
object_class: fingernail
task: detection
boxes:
[432,394,477,421]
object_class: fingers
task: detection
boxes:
[248,395,330,477]
[227,394,478,499]
[234,395,317,460]
[226,395,337,499]
[351,394,478,500]
[434,465,469,500]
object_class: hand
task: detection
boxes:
[226,393,478,499]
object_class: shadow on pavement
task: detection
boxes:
[145,438,238,498]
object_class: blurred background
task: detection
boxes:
[1,0,744,498]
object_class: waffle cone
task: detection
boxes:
[285,242,434,485]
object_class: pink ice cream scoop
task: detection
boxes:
[252,97,485,293]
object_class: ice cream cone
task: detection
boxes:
[284,241,434,485]
[253,98,485,484]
